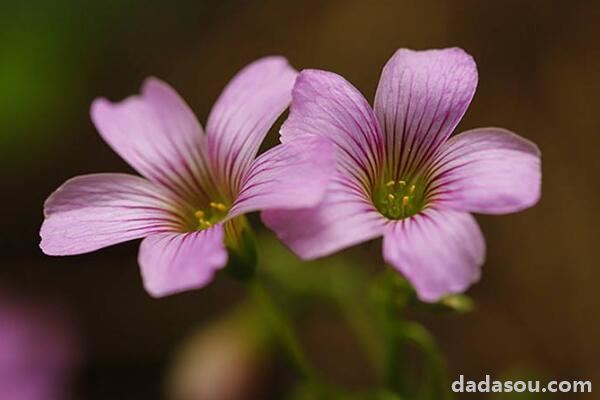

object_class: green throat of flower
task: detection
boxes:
[194,201,229,230]
[374,178,426,219]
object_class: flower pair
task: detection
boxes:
[41,48,541,301]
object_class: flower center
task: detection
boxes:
[374,178,426,219]
[194,201,228,230]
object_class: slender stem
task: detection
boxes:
[374,271,410,394]
[338,301,385,378]
[249,279,333,398]
[397,321,449,400]
[376,271,450,399]
[383,307,409,394]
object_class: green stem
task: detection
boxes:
[384,309,409,394]
[374,271,410,394]
[338,300,385,378]
[377,271,450,399]
[397,321,449,400]
[249,279,333,398]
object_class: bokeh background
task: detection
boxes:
[1,0,599,399]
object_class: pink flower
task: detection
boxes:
[263,48,542,302]
[40,57,334,297]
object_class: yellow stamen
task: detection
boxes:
[409,184,416,194]
[387,194,396,202]
[209,202,227,212]
[398,180,406,188]
[194,210,205,219]
[402,196,410,207]
[385,180,395,187]
[197,218,213,229]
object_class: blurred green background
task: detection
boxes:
[1,0,599,399]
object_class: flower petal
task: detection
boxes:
[40,174,183,255]
[374,48,477,179]
[227,136,336,218]
[280,69,384,190]
[262,174,387,259]
[91,78,218,204]
[383,208,485,302]
[206,57,297,198]
[138,225,227,297]
[428,128,541,214]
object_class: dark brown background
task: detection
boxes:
[1,0,599,399]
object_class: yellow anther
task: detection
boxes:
[209,202,227,212]
[385,180,396,187]
[409,184,416,194]
[387,194,396,202]
[398,180,406,188]
[402,196,410,207]
[197,218,212,229]
[194,210,205,219]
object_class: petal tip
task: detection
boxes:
[142,76,166,89]
[236,56,298,84]
[89,97,110,120]
[38,218,75,256]
[409,263,483,303]
[38,231,54,256]
[38,219,58,256]
[141,76,177,98]
[252,55,295,71]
